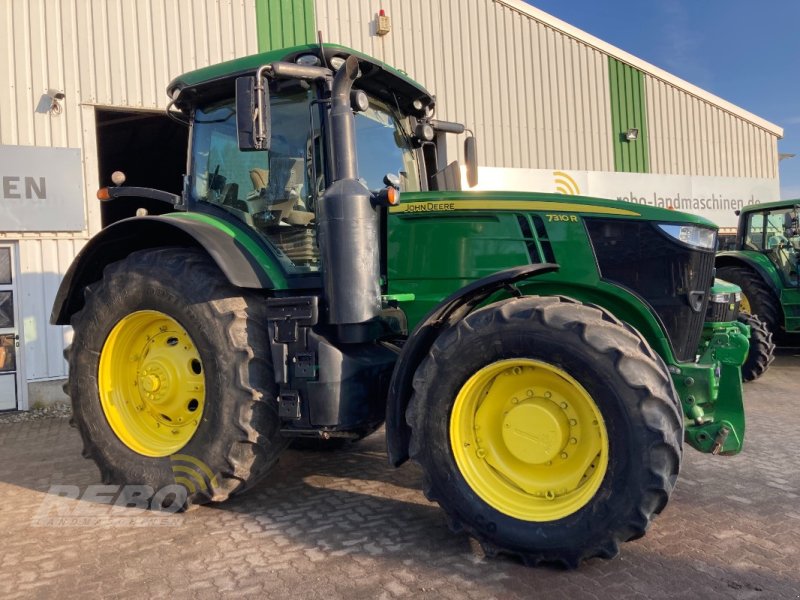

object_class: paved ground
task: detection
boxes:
[1,351,799,599]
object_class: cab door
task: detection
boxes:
[0,244,20,411]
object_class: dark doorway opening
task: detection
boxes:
[95,108,189,227]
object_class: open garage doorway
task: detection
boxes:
[95,108,189,227]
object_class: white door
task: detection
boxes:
[0,244,20,411]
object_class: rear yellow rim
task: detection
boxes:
[450,359,609,521]
[98,310,205,457]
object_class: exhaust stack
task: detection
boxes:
[317,56,381,334]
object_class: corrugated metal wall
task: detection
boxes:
[317,0,779,180]
[608,58,649,173]
[0,0,260,385]
[315,0,615,172]
[646,77,778,178]
[256,0,315,51]
[18,238,85,381]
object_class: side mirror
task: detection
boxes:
[236,75,270,151]
[464,136,478,188]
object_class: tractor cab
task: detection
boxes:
[167,45,476,277]
[737,202,800,288]
[718,199,800,334]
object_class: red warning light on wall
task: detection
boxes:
[376,8,391,36]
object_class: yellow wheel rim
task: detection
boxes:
[98,310,206,457]
[739,292,751,314]
[450,359,609,521]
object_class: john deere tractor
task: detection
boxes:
[717,201,800,365]
[52,45,750,567]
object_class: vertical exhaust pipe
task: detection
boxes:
[317,56,382,334]
[329,56,359,182]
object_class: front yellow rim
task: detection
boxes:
[450,359,609,521]
[98,310,206,457]
[740,292,752,314]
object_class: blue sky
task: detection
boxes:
[526,0,800,199]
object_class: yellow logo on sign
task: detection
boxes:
[554,171,581,196]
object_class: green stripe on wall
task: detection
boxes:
[256,0,316,52]
[608,57,649,173]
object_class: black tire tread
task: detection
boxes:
[717,265,781,332]
[738,311,775,383]
[406,295,683,567]
[65,247,288,507]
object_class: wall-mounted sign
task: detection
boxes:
[468,167,780,229]
[0,145,85,232]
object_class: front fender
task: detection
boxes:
[515,279,677,363]
[385,263,558,467]
[51,215,285,325]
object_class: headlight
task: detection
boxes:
[296,54,321,66]
[710,292,733,303]
[657,224,716,250]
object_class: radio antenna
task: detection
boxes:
[317,30,330,69]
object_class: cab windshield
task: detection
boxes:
[353,97,420,192]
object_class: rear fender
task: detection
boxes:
[51,215,283,325]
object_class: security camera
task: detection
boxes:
[46,88,65,100]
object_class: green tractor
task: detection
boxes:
[717,200,800,343]
[52,46,751,567]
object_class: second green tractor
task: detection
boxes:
[717,200,800,371]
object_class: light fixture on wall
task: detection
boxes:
[625,128,639,141]
[35,88,65,115]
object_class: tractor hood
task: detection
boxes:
[389,190,719,228]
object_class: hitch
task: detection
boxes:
[675,321,748,455]
[711,426,731,455]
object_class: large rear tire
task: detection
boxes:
[66,248,288,507]
[407,296,683,567]
[718,266,781,332]
[738,312,775,383]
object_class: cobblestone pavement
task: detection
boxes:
[1,351,799,599]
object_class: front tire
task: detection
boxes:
[739,312,775,382]
[66,248,288,506]
[407,296,683,567]
[718,266,781,332]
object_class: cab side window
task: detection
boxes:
[744,213,765,250]
[191,90,321,272]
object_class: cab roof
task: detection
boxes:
[738,198,800,215]
[166,44,434,116]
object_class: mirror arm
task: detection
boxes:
[254,65,272,150]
